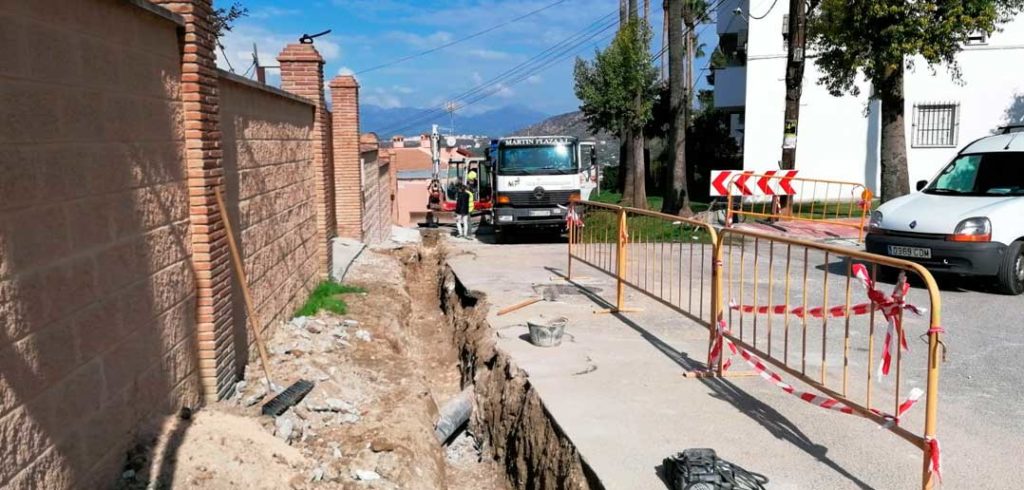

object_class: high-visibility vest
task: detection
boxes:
[468,191,475,212]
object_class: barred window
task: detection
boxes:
[912,103,960,148]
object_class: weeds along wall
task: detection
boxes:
[0,0,391,487]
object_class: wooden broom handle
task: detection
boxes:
[214,186,274,386]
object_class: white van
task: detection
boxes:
[865,131,1024,295]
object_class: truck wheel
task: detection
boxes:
[996,240,1024,295]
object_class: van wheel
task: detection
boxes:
[996,240,1024,295]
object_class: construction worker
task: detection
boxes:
[454,181,475,239]
[466,168,478,191]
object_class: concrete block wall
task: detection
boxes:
[219,74,319,369]
[0,1,199,487]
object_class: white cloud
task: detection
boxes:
[249,7,302,19]
[392,85,415,94]
[526,74,543,84]
[364,94,403,108]
[467,49,513,60]
[386,30,454,48]
[217,24,343,76]
[337,66,355,76]
[471,72,484,85]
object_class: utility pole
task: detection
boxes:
[781,0,808,171]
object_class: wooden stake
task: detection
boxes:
[496,297,543,316]
[214,186,274,386]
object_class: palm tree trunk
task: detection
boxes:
[663,0,692,215]
[877,64,910,202]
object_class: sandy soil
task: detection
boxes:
[117,237,507,489]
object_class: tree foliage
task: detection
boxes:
[810,0,1024,200]
[574,19,659,207]
[212,2,248,40]
[812,0,1023,98]
[573,20,660,137]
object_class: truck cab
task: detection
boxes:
[488,136,591,237]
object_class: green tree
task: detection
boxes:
[811,0,1024,202]
[574,19,660,208]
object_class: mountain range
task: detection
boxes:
[360,104,549,138]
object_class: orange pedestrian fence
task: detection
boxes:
[709,227,944,489]
[567,201,717,325]
[726,173,874,241]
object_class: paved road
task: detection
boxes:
[454,228,1024,489]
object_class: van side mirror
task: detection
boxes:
[916,180,927,191]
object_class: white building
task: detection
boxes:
[713,0,1024,191]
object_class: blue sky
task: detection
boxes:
[217,0,717,117]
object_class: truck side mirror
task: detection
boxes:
[916,180,927,191]
[590,147,597,166]
[484,148,491,159]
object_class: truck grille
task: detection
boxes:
[503,190,574,207]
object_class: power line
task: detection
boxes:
[748,0,781,19]
[355,0,572,75]
[372,9,620,135]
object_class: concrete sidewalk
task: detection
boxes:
[447,239,1014,490]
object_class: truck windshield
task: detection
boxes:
[499,145,577,175]
[924,153,1024,196]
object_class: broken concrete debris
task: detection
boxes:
[352,469,382,481]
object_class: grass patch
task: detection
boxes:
[588,192,710,214]
[577,209,715,244]
[295,281,365,317]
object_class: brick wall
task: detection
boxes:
[329,76,364,239]
[0,1,391,487]
[0,1,198,487]
[278,44,334,278]
[219,74,319,368]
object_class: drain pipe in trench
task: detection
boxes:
[434,386,474,443]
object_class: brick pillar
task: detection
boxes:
[151,0,234,401]
[278,44,335,278]
[329,76,364,240]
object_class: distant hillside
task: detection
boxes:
[514,111,620,166]
[361,104,548,138]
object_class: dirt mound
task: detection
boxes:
[118,410,306,489]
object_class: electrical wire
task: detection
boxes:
[355,0,572,75]
[371,9,620,135]
[375,0,726,136]
[747,0,781,19]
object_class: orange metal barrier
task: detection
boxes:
[568,201,944,489]
[712,227,943,489]
[567,201,718,325]
[726,174,874,241]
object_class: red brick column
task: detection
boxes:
[329,76,364,240]
[278,44,335,278]
[151,0,234,401]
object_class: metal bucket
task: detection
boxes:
[527,317,567,347]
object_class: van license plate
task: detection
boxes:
[529,210,551,217]
[888,245,931,259]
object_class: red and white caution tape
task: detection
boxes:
[851,264,924,379]
[726,263,923,380]
[565,203,584,228]
[927,437,942,483]
[709,320,925,424]
[729,300,874,319]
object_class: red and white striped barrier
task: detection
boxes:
[710,170,799,197]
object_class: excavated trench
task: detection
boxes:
[406,231,602,490]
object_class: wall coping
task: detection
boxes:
[218,69,316,107]
[127,0,185,26]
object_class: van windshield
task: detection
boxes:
[924,152,1024,196]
